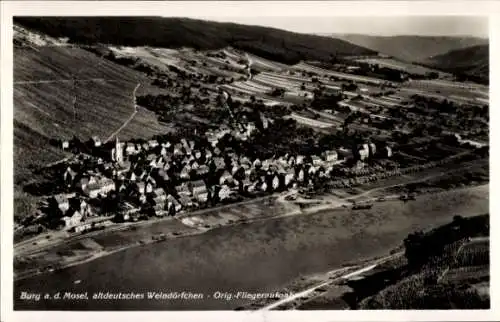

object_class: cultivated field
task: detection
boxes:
[286,112,337,129]
[401,79,489,104]
[354,57,444,76]
[294,62,386,85]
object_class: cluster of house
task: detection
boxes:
[45,121,393,233]
[45,191,113,233]
[356,142,392,160]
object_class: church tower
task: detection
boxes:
[112,136,124,164]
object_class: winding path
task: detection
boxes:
[259,253,401,311]
[103,82,141,143]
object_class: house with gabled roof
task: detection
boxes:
[277,156,288,167]
[323,150,338,163]
[309,165,319,175]
[153,187,166,199]
[196,165,210,177]
[173,143,184,156]
[190,160,200,170]
[257,180,268,192]
[385,146,392,157]
[244,167,252,178]
[92,136,102,147]
[148,139,159,149]
[125,142,136,155]
[218,184,233,201]
[311,155,323,166]
[178,194,194,208]
[63,166,77,188]
[126,171,136,182]
[253,158,262,168]
[297,168,305,182]
[166,195,182,213]
[261,159,272,171]
[156,169,170,182]
[239,156,251,166]
[152,202,167,217]
[285,168,295,187]
[181,155,190,165]
[194,150,203,160]
[176,183,192,197]
[231,164,241,176]
[189,180,207,196]
[212,157,225,170]
[83,177,115,199]
[272,174,280,191]
[50,194,70,215]
[134,181,146,195]
[219,170,233,185]
[145,181,154,194]
[180,164,191,180]
[61,209,83,229]
[75,176,90,192]
[154,156,166,169]
[369,143,377,157]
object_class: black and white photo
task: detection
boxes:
[1,2,497,320]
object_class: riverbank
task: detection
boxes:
[14,178,488,282]
[14,197,294,281]
[14,184,488,310]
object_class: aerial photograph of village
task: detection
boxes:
[12,16,489,310]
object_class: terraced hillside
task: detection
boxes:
[14,45,172,184]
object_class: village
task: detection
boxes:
[29,111,394,235]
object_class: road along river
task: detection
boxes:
[14,185,488,310]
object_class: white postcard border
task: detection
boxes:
[1,1,498,322]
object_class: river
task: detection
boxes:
[14,185,488,310]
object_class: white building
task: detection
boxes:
[219,185,232,201]
[324,150,338,163]
[369,143,377,157]
[62,211,83,229]
[111,136,124,164]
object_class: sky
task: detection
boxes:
[197,16,489,38]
